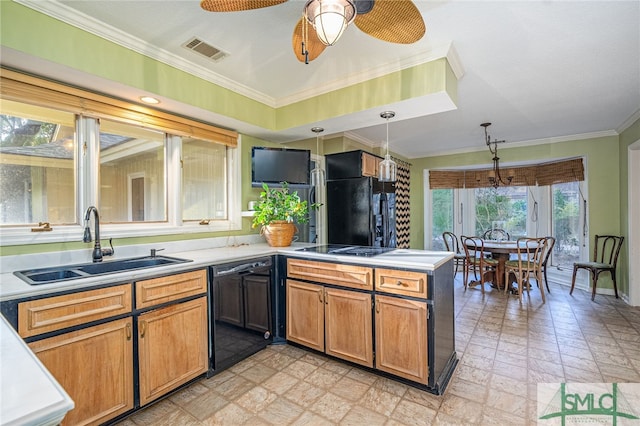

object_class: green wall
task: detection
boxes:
[618,117,640,295]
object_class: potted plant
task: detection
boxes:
[252,182,319,247]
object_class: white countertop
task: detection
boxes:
[0,243,453,302]
[1,315,74,426]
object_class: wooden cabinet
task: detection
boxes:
[28,317,134,426]
[136,269,208,406]
[361,152,382,177]
[375,268,428,298]
[285,277,373,368]
[375,295,428,384]
[325,287,373,367]
[286,280,324,352]
[287,258,372,290]
[18,284,132,338]
[18,285,134,426]
[326,150,383,179]
[138,296,208,405]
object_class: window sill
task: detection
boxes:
[0,220,243,247]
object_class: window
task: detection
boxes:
[0,101,76,226]
[0,71,240,245]
[474,186,527,238]
[426,168,587,285]
[98,120,166,223]
[182,137,227,221]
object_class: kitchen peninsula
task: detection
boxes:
[0,242,455,424]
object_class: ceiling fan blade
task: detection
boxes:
[292,18,326,63]
[200,0,287,12]
[354,0,425,44]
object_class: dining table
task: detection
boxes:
[464,239,539,292]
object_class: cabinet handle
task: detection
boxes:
[140,320,146,338]
[318,289,323,304]
[396,280,408,287]
[375,299,380,313]
[126,322,132,340]
[324,289,328,305]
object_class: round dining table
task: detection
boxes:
[464,239,539,292]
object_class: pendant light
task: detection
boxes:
[378,111,397,182]
[481,122,514,188]
[310,127,325,187]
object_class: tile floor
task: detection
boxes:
[115,276,640,425]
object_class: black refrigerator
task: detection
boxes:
[327,177,396,247]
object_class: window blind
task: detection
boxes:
[0,68,238,147]
[429,158,584,189]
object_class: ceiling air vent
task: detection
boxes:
[183,37,227,62]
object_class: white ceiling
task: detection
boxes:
[8,0,640,159]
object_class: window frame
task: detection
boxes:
[0,74,241,246]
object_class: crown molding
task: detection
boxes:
[413,130,620,159]
[617,108,640,134]
[15,0,277,106]
[342,131,379,148]
[16,0,461,111]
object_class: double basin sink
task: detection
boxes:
[14,255,192,285]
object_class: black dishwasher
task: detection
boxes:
[210,257,273,373]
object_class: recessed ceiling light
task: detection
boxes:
[139,96,160,104]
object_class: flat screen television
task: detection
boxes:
[251,147,311,187]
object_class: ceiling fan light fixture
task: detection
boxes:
[304,0,356,46]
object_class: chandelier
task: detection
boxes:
[304,0,356,46]
[378,111,397,182]
[481,122,513,189]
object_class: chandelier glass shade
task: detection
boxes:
[481,122,514,189]
[304,0,356,46]
[310,127,325,187]
[378,111,397,182]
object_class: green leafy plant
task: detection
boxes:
[252,182,319,228]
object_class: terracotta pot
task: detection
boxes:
[261,221,297,247]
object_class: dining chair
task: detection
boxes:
[570,235,624,301]
[540,236,556,293]
[442,231,467,278]
[461,236,498,294]
[503,237,548,303]
[482,228,510,241]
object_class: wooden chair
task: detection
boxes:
[442,231,467,278]
[461,236,498,294]
[504,237,548,303]
[482,228,510,241]
[540,236,556,293]
[570,235,624,301]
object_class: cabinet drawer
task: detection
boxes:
[287,259,372,290]
[18,284,132,338]
[136,269,207,309]
[375,269,428,298]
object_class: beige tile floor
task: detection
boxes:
[115,275,640,425]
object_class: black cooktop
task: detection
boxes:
[296,245,395,257]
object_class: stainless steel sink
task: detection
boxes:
[14,255,192,285]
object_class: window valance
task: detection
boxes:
[0,68,238,147]
[429,158,584,189]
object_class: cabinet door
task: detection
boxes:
[286,280,324,352]
[29,318,134,426]
[138,297,208,406]
[216,274,243,326]
[361,152,381,177]
[375,295,428,384]
[243,274,271,333]
[325,288,373,367]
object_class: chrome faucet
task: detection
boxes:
[83,206,114,262]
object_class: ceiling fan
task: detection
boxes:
[200,0,426,63]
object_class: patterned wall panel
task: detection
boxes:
[394,158,411,249]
